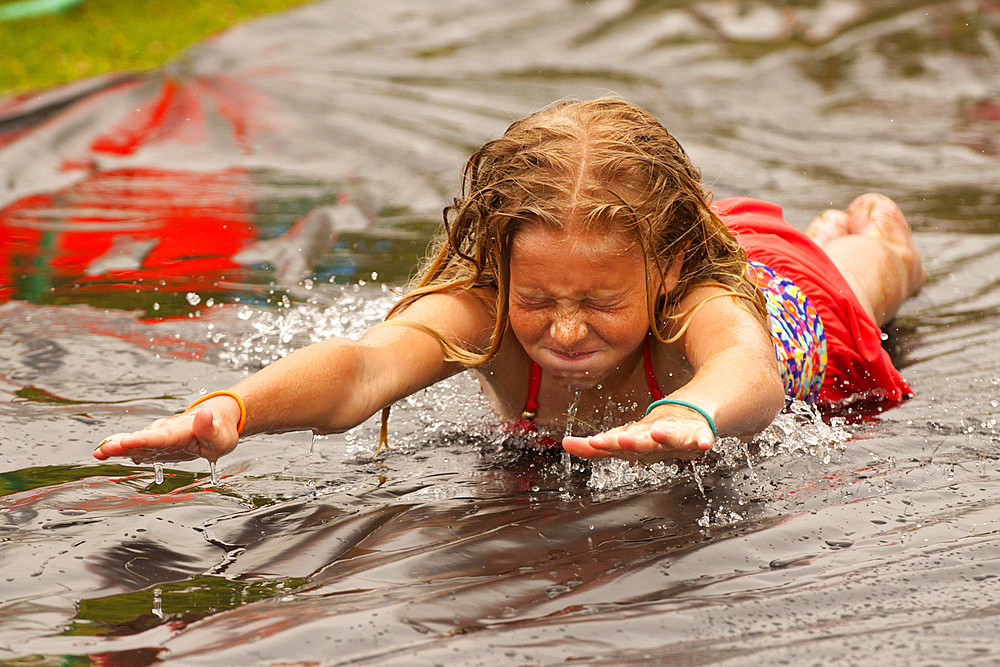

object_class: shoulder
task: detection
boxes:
[367,287,496,352]
[672,284,763,331]
[668,285,773,361]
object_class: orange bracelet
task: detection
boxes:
[187,390,247,434]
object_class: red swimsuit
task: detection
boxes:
[714,197,912,405]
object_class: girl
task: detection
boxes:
[93,99,925,466]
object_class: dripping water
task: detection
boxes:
[209,460,220,485]
[562,391,582,477]
[690,461,706,498]
[153,462,164,485]
[690,462,712,527]
[743,441,757,480]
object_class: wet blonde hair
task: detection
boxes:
[386,98,766,365]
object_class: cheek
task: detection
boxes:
[508,306,547,341]
[593,303,650,345]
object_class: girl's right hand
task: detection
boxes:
[93,403,240,464]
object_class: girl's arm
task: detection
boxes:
[93,291,493,464]
[563,287,785,463]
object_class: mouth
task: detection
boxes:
[537,348,613,389]
[546,348,596,363]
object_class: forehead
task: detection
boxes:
[511,223,638,259]
[509,224,646,292]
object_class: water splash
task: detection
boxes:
[216,287,395,371]
[588,458,681,491]
[207,290,851,504]
[754,401,851,462]
[342,370,492,460]
[587,400,851,511]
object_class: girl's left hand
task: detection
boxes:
[562,411,714,463]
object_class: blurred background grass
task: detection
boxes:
[0,0,316,96]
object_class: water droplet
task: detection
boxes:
[153,462,164,484]
[209,460,220,485]
[545,584,569,598]
[825,539,854,548]
[185,292,201,306]
[152,587,165,620]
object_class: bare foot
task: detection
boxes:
[807,194,925,298]
[845,194,926,297]
[805,208,850,248]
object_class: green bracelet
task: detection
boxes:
[644,398,717,438]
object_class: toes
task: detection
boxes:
[847,193,909,239]
[805,209,849,247]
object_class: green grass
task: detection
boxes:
[0,0,317,96]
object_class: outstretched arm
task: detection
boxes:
[93,291,493,464]
[563,288,785,463]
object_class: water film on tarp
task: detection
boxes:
[2,1,1000,665]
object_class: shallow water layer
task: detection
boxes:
[2,1,1000,665]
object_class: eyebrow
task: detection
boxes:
[509,284,634,299]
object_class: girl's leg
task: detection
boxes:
[806,194,926,327]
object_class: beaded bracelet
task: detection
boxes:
[187,390,247,435]
[644,398,717,438]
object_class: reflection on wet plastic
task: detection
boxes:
[2,0,1000,665]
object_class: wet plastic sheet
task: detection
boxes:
[4,0,1000,306]
[2,1,1000,666]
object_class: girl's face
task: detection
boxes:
[508,224,652,390]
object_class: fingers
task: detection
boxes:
[93,406,238,464]
[563,417,714,463]
[649,425,714,451]
[562,435,614,459]
[93,428,186,463]
[92,434,133,460]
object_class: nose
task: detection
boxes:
[550,308,587,348]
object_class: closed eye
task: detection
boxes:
[583,298,627,311]
[511,295,551,309]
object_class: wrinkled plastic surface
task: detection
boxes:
[2,1,1000,665]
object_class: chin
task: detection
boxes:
[549,368,607,391]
